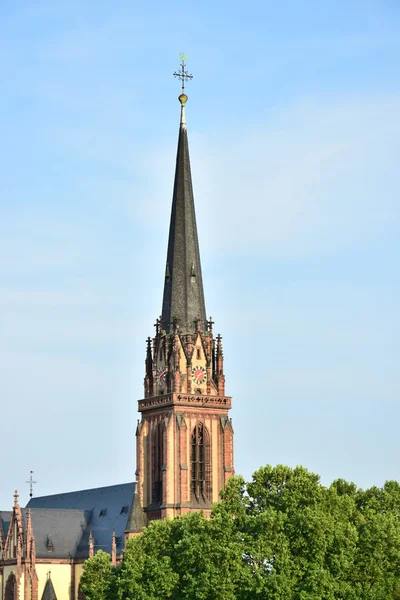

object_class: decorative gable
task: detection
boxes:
[3,491,25,562]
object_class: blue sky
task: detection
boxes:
[1,0,399,508]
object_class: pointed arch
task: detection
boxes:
[151,420,164,504]
[191,423,211,501]
[5,573,16,600]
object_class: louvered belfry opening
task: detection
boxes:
[152,422,163,504]
[191,423,211,501]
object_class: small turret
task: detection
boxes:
[111,531,117,566]
[144,337,154,397]
[124,490,146,541]
[215,334,225,395]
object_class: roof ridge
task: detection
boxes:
[26,481,134,505]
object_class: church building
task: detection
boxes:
[134,89,234,525]
[0,67,234,600]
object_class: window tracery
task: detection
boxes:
[5,573,16,600]
[191,423,211,500]
[152,421,163,504]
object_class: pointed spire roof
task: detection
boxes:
[161,94,206,334]
[124,491,145,534]
[41,575,57,600]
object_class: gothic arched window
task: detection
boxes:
[191,423,211,501]
[5,573,16,600]
[152,421,163,504]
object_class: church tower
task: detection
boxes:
[134,65,234,524]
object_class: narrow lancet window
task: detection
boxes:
[191,423,211,501]
[152,422,163,504]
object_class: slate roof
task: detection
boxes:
[23,508,90,558]
[26,482,135,557]
[161,101,207,333]
[0,511,11,541]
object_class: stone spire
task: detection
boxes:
[88,531,94,557]
[111,531,117,566]
[136,63,234,524]
[124,490,146,539]
[41,574,57,600]
[161,93,207,334]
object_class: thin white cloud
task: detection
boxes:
[105,91,400,258]
[188,93,400,258]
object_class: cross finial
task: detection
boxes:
[26,470,37,498]
[173,53,193,93]
[14,490,19,506]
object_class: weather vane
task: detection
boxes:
[173,53,193,92]
[26,470,37,498]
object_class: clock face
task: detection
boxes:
[156,367,166,385]
[191,365,207,385]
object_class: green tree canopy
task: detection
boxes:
[118,510,244,600]
[80,465,400,599]
[79,550,116,600]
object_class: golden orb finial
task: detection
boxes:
[178,93,188,105]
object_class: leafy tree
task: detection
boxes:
[117,519,178,600]
[229,465,359,599]
[80,466,400,600]
[118,511,244,600]
[80,550,116,600]
[351,482,400,599]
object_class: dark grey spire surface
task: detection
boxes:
[41,577,57,600]
[161,96,206,333]
[124,490,145,534]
